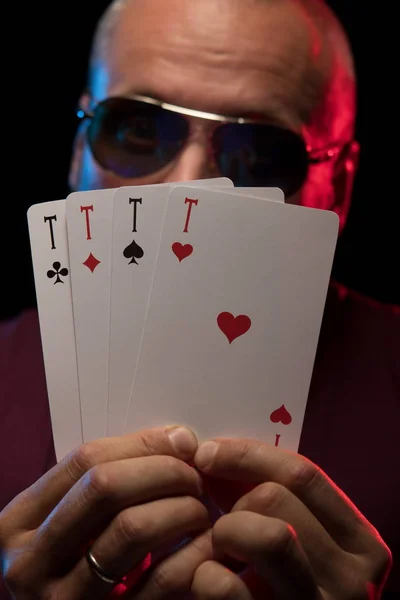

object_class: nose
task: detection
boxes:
[163,139,221,183]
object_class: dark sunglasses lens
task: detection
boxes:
[87,98,189,178]
[213,123,309,197]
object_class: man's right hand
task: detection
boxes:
[0,426,211,599]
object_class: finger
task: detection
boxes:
[194,438,375,551]
[212,511,320,600]
[34,455,203,573]
[61,496,210,599]
[233,481,342,584]
[191,561,253,600]
[5,426,198,530]
[130,531,214,599]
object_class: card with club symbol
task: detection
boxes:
[27,181,338,461]
[27,200,83,460]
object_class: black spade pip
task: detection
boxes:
[123,239,144,265]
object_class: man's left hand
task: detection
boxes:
[188,438,392,599]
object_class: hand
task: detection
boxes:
[0,426,211,599]
[189,438,392,599]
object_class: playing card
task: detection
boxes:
[108,178,234,436]
[125,186,338,451]
[66,188,116,442]
[27,199,83,460]
[226,187,284,203]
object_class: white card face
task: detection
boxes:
[225,187,284,203]
[125,186,338,452]
[108,178,234,436]
[27,200,83,460]
[66,189,116,442]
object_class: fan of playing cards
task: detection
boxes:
[27,178,339,462]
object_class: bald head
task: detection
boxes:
[70,0,358,223]
[88,0,355,143]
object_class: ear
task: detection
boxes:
[68,93,91,192]
[332,140,360,233]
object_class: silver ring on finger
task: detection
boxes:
[85,547,121,585]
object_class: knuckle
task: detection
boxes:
[331,557,367,599]
[85,464,114,502]
[3,559,31,595]
[182,496,208,521]
[151,562,182,594]
[244,481,287,513]
[158,454,189,478]
[0,489,38,544]
[341,573,377,600]
[265,519,294,554]
[114,507,151,546]
[376,543,393,575]
[66,441,106,480]
[137,431,167,456]
[237,439,263,467]
[197,566,238,599]
[367,540,393,581]
[213,575,239,599]
[3,564,20,593]
[284,455,321,494]
[145,455,199,491]
[171,495,208,530]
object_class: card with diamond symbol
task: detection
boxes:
[83,252,101,273]
[66,188,117,443]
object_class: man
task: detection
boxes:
[0,0,398,597]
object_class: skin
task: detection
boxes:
[0,429,392,598]
[69,0,358,229]
[0,1,391,598]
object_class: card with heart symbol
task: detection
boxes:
[125,185,338,451]
[108,180,282,437]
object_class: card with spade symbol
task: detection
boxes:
[108,178,234,437]
[125,185,339,452]
[27,199,82,460]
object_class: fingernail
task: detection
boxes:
[194,441,218,470]
[167,427,198,456]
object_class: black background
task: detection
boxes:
[3,1,397,319]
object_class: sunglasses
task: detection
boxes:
[77,94,346,197]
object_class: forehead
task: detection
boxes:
[93,0,324,130]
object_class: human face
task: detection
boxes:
[69,0,354,218]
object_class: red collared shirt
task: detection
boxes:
[1,282,399,596]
